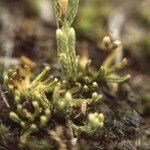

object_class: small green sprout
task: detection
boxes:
[52,0,79,81]
[68,112,104,135]
[0,124,9,136]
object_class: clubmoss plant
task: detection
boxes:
[52,0,79,81]
[2,0,131,147]
[4,66,57,144]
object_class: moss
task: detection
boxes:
[1,0,131,148]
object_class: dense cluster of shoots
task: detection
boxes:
[2,0,131,146]
[52,0,79,81]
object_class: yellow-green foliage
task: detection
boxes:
[4,65,104,144]
[52,0,79,80]
[3,0,130,146]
